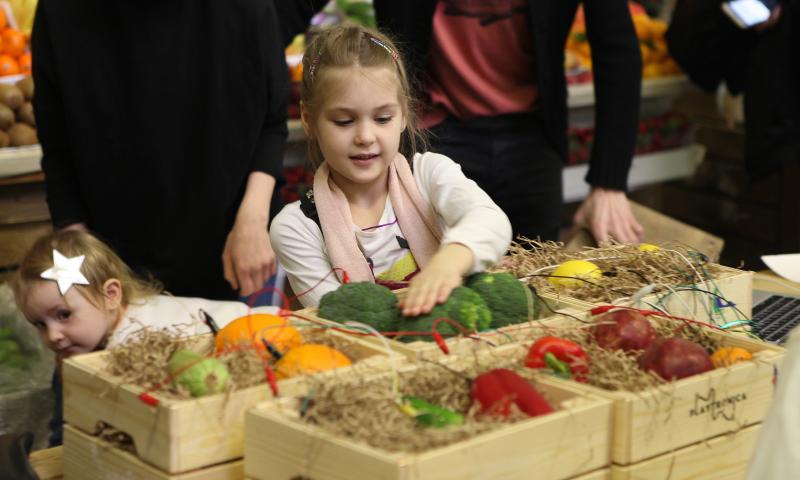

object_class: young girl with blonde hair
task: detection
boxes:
[13,229,271,446]
[270,25,512,316]
[13,230,259,359]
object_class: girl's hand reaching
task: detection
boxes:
[401,243,474,317]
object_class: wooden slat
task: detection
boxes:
[63,426,243,480]
[610,424,761,480]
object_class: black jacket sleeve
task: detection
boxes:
[583,0,643,191]
[251,0,290,179]
[31,1,89,228]
[273,0,329,46]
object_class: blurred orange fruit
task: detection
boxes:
[214,313,304,356]
[274,344,352,380]
[18,52,31,74]
[2,29,27,57]
[0,54,19,75]
[0,10,6,31]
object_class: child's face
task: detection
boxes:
[307,66,406,194]
[22,280,119,358]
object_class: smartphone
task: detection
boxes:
[721,0,778,28]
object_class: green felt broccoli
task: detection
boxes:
[465,272,540,328]
[318,281,401,332]
[401,286,492,341]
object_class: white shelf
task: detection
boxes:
[0,145,42,178]
[562,143,705,203]
[567,75,689,109]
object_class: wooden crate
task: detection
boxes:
[63,424,243,480]
[509,316,781,465]
[610,423,761,479]
[539,265,754,323]
[244,363,612,480]
[295,302,584,361]
[62,318,399,474]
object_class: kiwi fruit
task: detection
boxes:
[0,84,24,110]
[0,103,14,130]
[17,102,35,127]
[15,76,33,101]
[8,123,38,146]
[0,130,9,148]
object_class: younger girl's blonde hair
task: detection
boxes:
[12,230,162,310]
[300,24,427,169]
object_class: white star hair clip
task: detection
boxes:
[40,249,90,295]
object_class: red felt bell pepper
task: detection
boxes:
[471,368,554,418]
[525,336,589,381]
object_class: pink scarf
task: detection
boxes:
[312,153,443,283]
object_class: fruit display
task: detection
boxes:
[0,7,30,77]
[565,1,681,84]
[0,75,36,147]
[567,111,691,164]
[102,312,378,400]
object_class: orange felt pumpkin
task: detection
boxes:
[214,313,303,356]
[274,344,352,380]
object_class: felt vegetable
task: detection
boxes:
[548,260,602,287]
[400,396,464,428]
[710,347,753,368]
[471,368,553,418]
[525,336,588,380]
[593,309,657,352]
[318,282,401,332]
[167,349,230,397]
[274,344,352,380]
[403,286,492,341]
[638,337,714,380]
[465,272,540,327]
[215,313,303,356]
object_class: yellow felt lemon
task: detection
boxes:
[638,243,660,252]
[549,260,602,288]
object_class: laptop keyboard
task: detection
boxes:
[752,295,800,344]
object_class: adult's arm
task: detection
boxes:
[31,2,88,228]
[574,0,644,243]
[222,0,289,296]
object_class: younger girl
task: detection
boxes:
[13,230,262,359]
[270,25,512,316]
[13,230,271,445]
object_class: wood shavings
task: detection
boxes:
[499,238,723,305]
[102,325,374,399]
[300,355,548,453]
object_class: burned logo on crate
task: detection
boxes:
[688,387,747,422]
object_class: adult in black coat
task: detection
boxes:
[32,0,289,300]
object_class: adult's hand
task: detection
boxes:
[222,172,276,296]
[60,223,87,232]
[572,187,644,244]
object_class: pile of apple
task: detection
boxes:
[594,308,720,381]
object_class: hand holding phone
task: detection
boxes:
[722,0,778,29]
